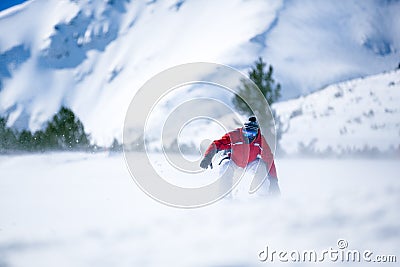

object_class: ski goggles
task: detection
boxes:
[243,128,258,139]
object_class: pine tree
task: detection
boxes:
[44,107,90,150]
[0,116,17,152]
[232,57,282,149]
[18,130,34,151]
[110,138,122,152]
[233,57,281,116]
[0,107,91,153]
[32,130,47,152]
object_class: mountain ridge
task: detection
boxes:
[273,69,400,156]
[0,0,399,146]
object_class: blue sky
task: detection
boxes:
[0,0,28,12]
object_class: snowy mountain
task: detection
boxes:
[273,69,400,156]
[0,0,399,146]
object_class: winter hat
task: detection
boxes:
[244,116,259,132]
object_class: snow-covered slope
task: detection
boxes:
[0,153,399,266]
[273,69,400,155]
[0,0,399,146]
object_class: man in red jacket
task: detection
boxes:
[200,116,280,195]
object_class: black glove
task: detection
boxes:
[200,154,213,169]
[268,178,281,196]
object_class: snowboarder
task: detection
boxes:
[200,116,280,195]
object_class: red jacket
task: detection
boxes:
[205,128,277,179]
